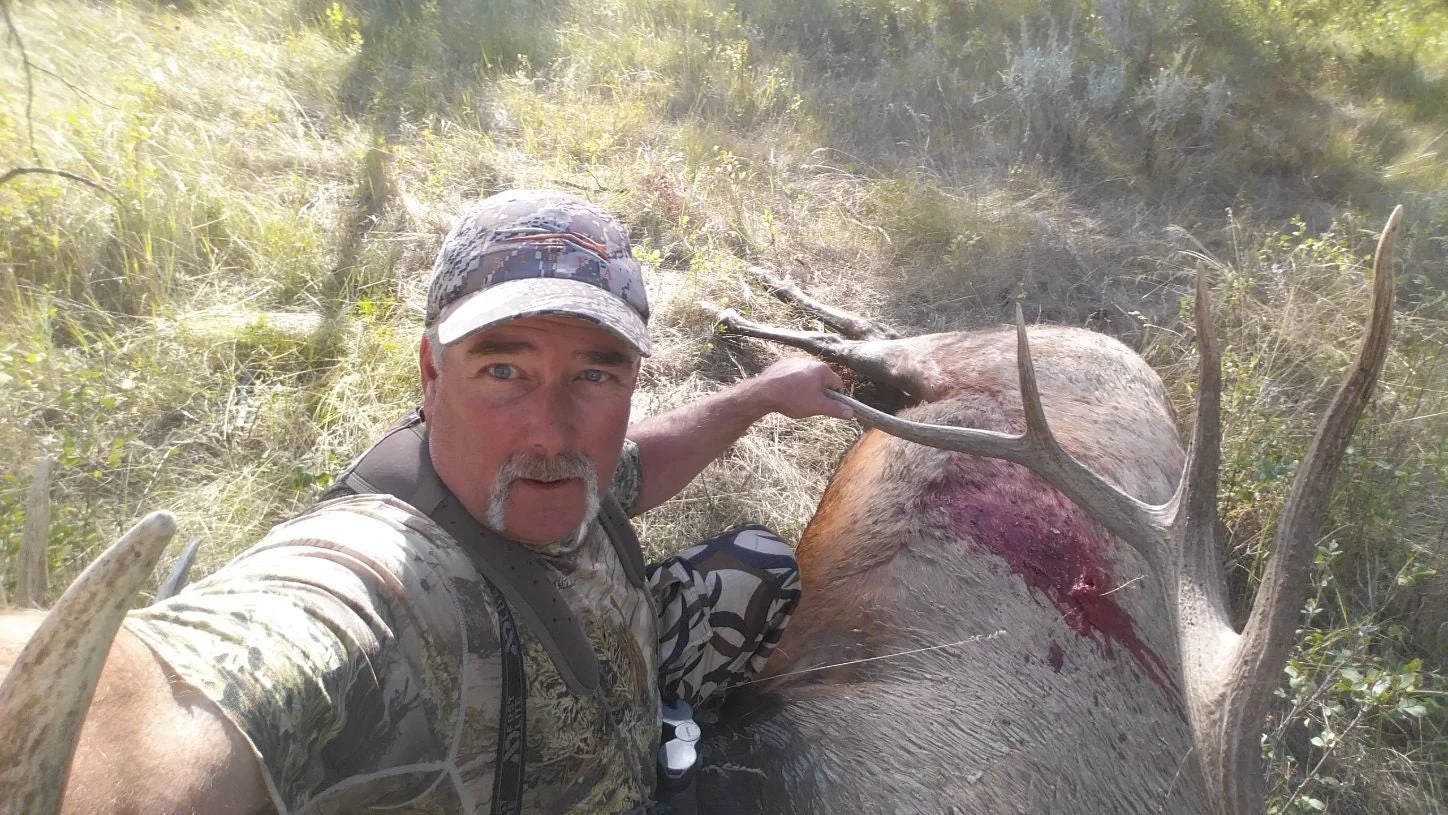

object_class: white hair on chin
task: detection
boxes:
[487,451,599,546]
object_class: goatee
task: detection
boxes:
[487,451,599,546]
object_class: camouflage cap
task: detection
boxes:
[426,190,651,355]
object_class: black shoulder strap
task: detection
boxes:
[488,582,526,815]
[324,413,534,814]
[327,410,603,696]
[326,411,660,815]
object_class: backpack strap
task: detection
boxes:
[326,410,602,696]
[488,581,526,815]
[597,494,647,592]
[323,410,663,814]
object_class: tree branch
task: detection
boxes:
[0,3,121,205]
[0,0,40,164]
[32,63,120,110]
[0,166,121,203]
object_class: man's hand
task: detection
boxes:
[747,358,853,420]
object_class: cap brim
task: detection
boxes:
[435,277,653,356]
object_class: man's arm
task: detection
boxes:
[0,613,271,815]
[626,358,850,514]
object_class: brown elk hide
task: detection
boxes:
[700,326,1206,813]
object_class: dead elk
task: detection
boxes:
[0,208,1403,815]
[697,207,1402,815]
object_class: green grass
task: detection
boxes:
[1140,214,1448,812]
[1,0,1445,809]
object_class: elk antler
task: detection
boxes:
[0,511,177,815]
[823,311,1182,574]
[824,206,1403,815]
[16,456,55,608]
[1221,205,1401,808]
[745,266,902,341]
[155,537,204,603]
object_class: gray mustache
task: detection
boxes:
[487,451,601,541]
[497,451,596,484]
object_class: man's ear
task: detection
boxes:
[419,334,440,398]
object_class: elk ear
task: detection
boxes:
[0,511,177,814]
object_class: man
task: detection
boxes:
[37,190,850,813]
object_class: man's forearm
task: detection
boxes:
[626,378,775,514]
[626,358,849,514]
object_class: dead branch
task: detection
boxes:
[0,3,119,205]
[0,166,120,203]
[31,63,119,110]
[0,0,39,164]
[17,456,54,608]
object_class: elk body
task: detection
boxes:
[0,210,1400,815]
[697,206,1401,814]
[697,318,1200,812]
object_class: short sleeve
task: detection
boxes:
[125,497,480,813]
[611,437,644,517]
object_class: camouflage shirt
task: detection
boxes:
[126,443,658,814]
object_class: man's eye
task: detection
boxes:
[580,369,612,383]
[485,363,515,380]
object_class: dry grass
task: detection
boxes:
[1,0,1445,809]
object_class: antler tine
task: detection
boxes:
[1169,266,1231,624]
[1237,205,1402,683]
[1013,303,1062,455]
[1167,266,1238,775]
[1191,206,1403,815]
[154,537,204,604]
[1008,304,1174,561]
[1180,265,1224,526]
[825,389,1028,457]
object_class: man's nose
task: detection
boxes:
[525,382,577,455]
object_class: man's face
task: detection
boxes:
[420,315,639,545]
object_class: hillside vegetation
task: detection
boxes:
[2,0,1445,810]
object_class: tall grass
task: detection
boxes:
[1141,215,1448,812]
[1,0,1445,809]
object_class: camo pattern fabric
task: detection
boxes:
[124,441,802,814]
[126,443,656,814]
[426,190,652,354]
[651,525,802,708]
